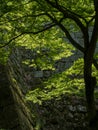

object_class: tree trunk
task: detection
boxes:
[84,54,98,130]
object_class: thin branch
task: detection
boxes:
[87,15,95,25]
[54,1,87,24]
[22,23,56,34]
[0,33,24,48]
[47,13,84,52]
[45,1,98,70]
[45,0,87,35]
[0,13,46,25]
[0,23,56,48]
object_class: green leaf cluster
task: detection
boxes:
[0,48,10,64]
[26,58,85,104]
[26,54,98,103]
[19,28,75,70]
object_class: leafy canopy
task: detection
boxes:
[0,0,95,63]
[0,0,98,102]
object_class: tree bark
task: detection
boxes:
[84,53,98,130]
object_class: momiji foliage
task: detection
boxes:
[0,0,97,97]
[1,0,98,127]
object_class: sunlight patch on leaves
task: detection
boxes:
[26,58,85,104]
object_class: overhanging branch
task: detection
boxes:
[0,33,24,48]
[0,23,56,48]
[45,0,87,35]
[0,13,47,26]
[47,13,84,52]
[22,23,56,34]
[46,13,98,69]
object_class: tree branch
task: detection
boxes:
[0,23,56,48]
[0,33,24,48]
[54,1,87,24]
[87,15,95,25]
[0,13,47,25]
[45,0,90,51]
[46,13,98,70]
[47,13,84,52]
[22,23,56,34]
[45,0,87,35]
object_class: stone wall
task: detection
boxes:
[1,29,98,129]
[7,46,82,90]
[0,45,85,129]
[7,26,98,91]
[8,47,28,94]
[0,64,33,130]
[31,95,89,130]
[7,37,98,91]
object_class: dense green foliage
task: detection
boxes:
[21,30,75,70]
[0,0,95,63]
[0,0,97,95]
[26,57,98,104]
[1,1,98,128]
